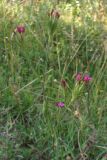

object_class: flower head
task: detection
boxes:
[75,73,82,82]
[61,79,67,88]
[55,102,65,108]
[17,25,25,33]
[83,75,92,83]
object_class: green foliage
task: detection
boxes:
[0,0,107,159]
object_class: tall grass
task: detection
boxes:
[0,0,107,159]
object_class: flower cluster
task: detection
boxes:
[76,73,92,83]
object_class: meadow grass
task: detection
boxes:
[0,0,107,159]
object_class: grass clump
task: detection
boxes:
[0,0,107,159]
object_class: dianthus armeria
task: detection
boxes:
[75,73,82,82]
[55,102,65,108]
[17,25,25,34]
[83,75,92,83]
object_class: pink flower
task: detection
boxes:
[61,79,67,88]
[83,75,92,82]
[76,73,82,82]
[17,25,25,33]
[55,102,65,108]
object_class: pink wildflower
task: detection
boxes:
[76,73,82,82]
[56,102,65,108]
[17,25,25,33]
[83,75,92,83]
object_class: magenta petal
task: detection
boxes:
[55,102,65,107]
[17,26,25,33]
[83,75,92,82]
[76,73,82,81]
